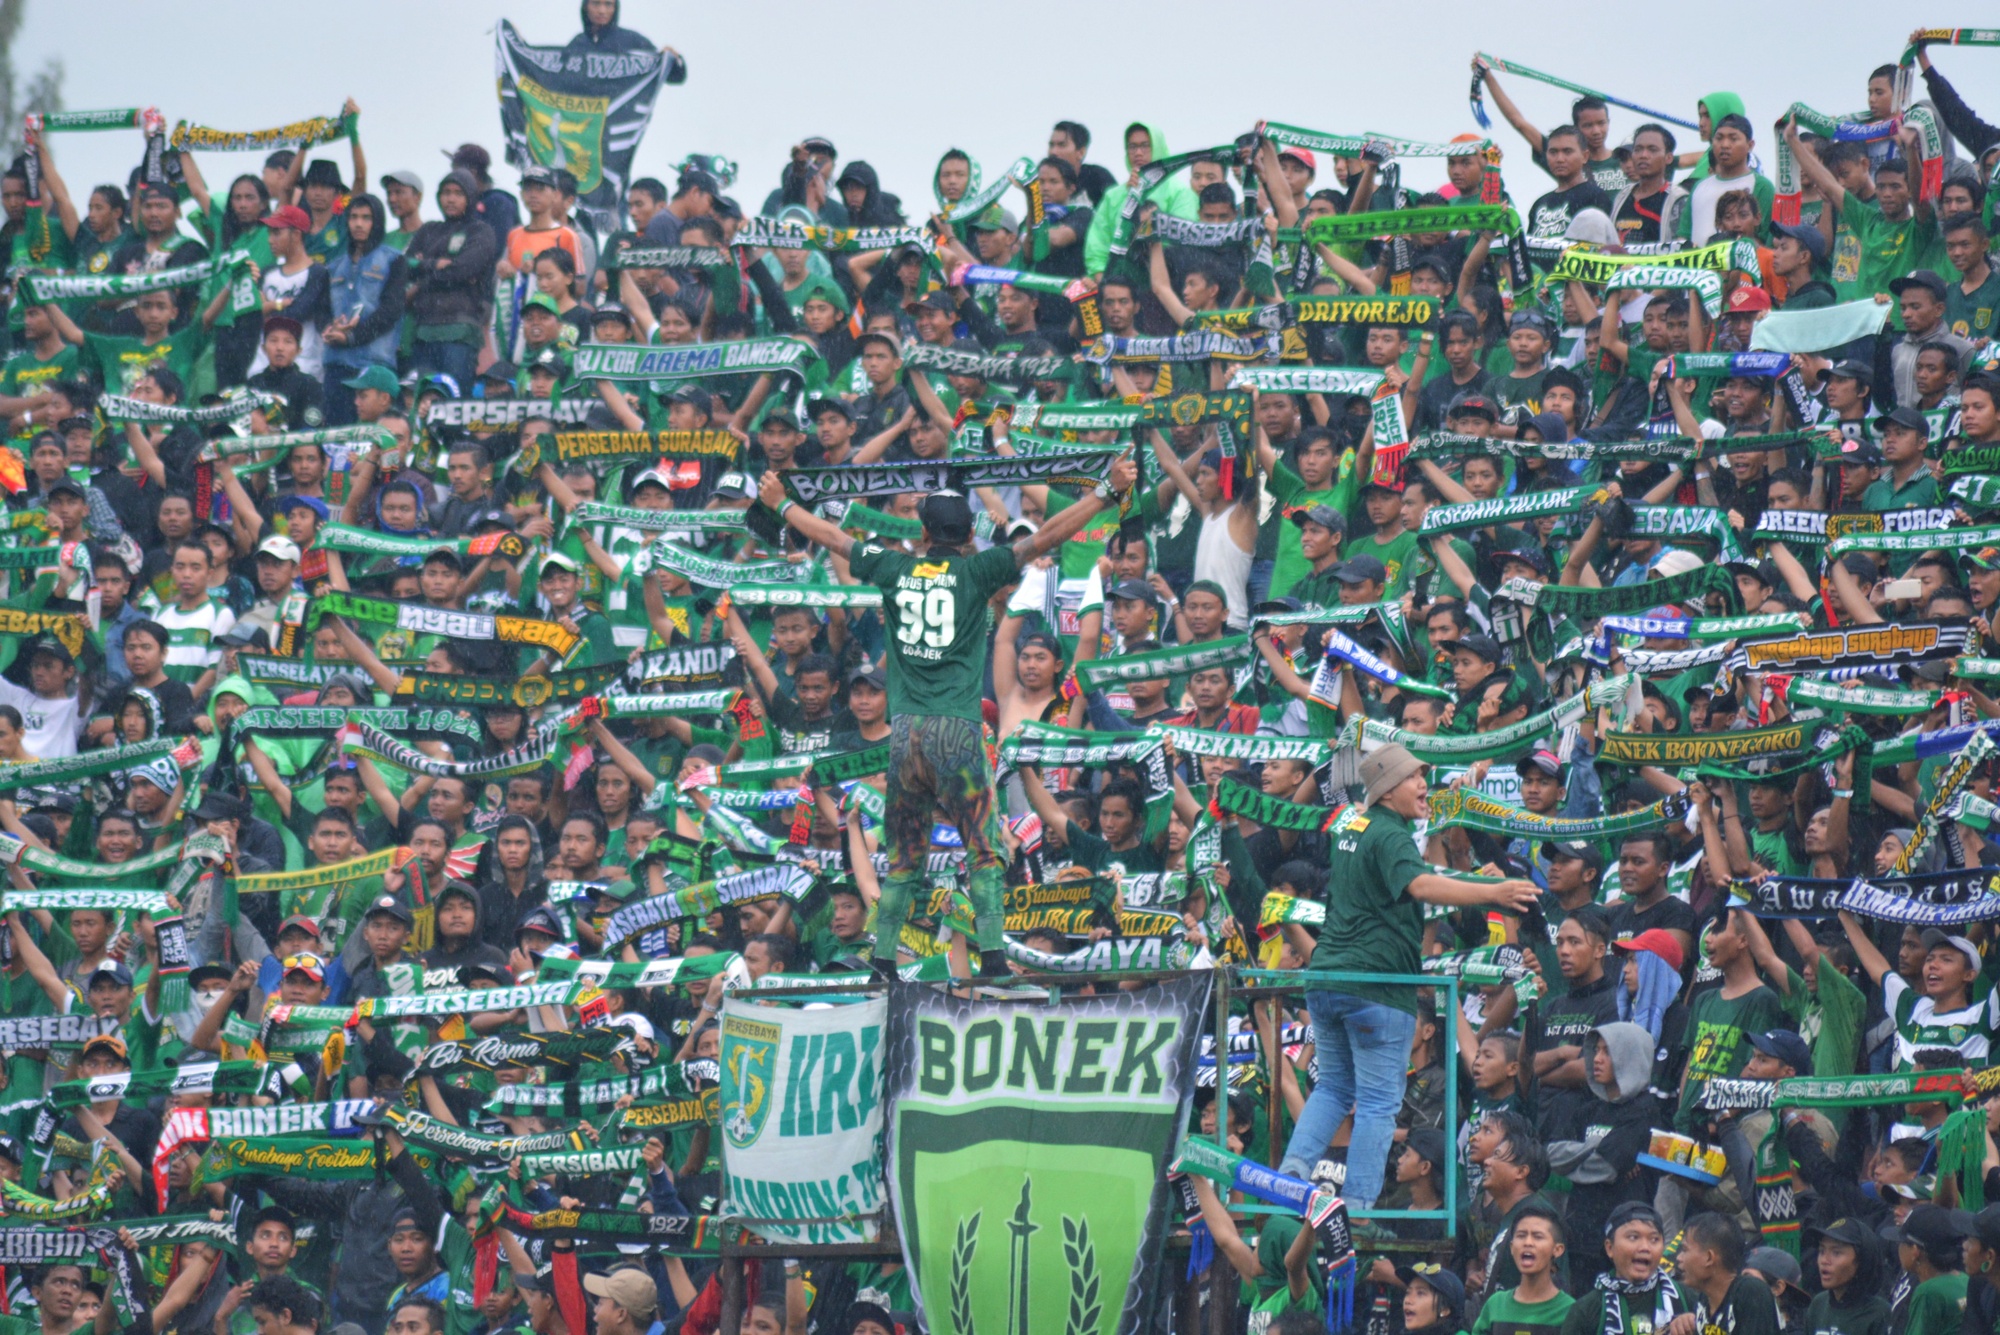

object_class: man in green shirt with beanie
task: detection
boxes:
[1277,742,1539,1208]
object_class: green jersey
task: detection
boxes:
[848,540,1020,722]
[83,327,206,395]
[1676,983,1787,1128]
[1473,1289,1576,1335]
[1266,458,1345,598]
[1831,191,1941,319]
[1947,263,2000,345]
[1799,1291,1889,1335]
[1311,804,1428,1014]
[1903,1274,1968,1335]
[0,343,79,407]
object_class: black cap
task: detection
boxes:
[1447,391,1498,421]
[1290,504,1345,535]
[1252,595,1306,617]
[1838,436,1885,466]
[1885,1204,1964,1253]
[1806,1216,1878,1252]
[1109,578,1157,604]
[1951,1204,2000,1252]
[1889,270,1949,302]
[479,359,517,384]
[846,665,887,691]
[1441,633,1505,664]
[44,476,85,501]
[1333,554,1387,585]
[517,906,564,940]
[1772,220,1829,264]
[590,304,635,328]
[1877,406,1929,436]
[24,632,72,665]
[1404,1127,1448,1171]
[1495,545,1551,576]
[910,289,958,315]
[364,894,415,927]
[458,960,514,987]
[918,491,974,544]
[1747,1028,1814,1076]
[191,791,253,824]
[1547,839,1606,873]
[0,1134,20,1164]
[669,385,713,414]
[808,396,854,421]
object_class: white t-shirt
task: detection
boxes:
[246,264,325,378]
[1687,171,1759,249]
[0,676,81,758]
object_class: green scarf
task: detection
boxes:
[98,391,275,425]
[14,840,185,882]
[1227,366,1386,395]
[599,689,740,718]
[810,742,890,784]
[504,1203,719,1254]
[25,258,231,303]
[197,425,393,460]
[821,501,924,540]
[1547,237,1761,284]
[1073,634,1250,691]
[1420,485,1601,534]
[1303,204,1519,246]
[1600,720,1809,766]
[0,739,176,792]
[7,888,169,913]
[602,246,727,270]
[313,523,529,562]
[1497,568,1740,618]
[1897,730,1994,874]
[354,981,580,1020]
[1342,675,1634,763]
[633,538,816,588]
[999,721,1163,768]
[1828,520,2000,557]
[382,1105,585,1160]
[1212,779,1332,832]
[538,952,741,992]
[1943,444,2000,477]
[1429,786,1690,838]
[1695,725,1871,785]
[392,662,627,707]
[1784,678,1941,716]
[197,1137,391,1182]
[1411,433,1699,465]
[565,500,741,533]
[534,428,741,468]
[308,591,581,658]
[724,583,882,609]
[238,656,349,689]
[571,337,822,383]
[520,1145,645,1177]
[1149,725,1328,765]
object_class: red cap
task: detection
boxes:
[262,205,312,233]
[1613,928,1685,973]
[1724,285,1772,314]
[277,914,322,939]
[1277,145,1317,175]
[280,952,326,982]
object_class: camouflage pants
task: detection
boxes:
[877,713,1006,957]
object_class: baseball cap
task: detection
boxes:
[1333,554,1388,585]
[1806,1217,1877,1253]
[527,346,568,375]
[281,494,331,522]
[364,894,415,927]
[380,170,423,195]
[517,906,565,941]
[1838,436,1884,466]
[518,164,558,189]
[1772,220,1829,265]
[1951,1205,2000,1252]
[1439,632,1504,664]
[1252,595,1305,618]
[1877,406,1929,436]
[522,291,560,316]
[1919,928,1982,974]
[280,952,327,983]
[1404,1127,1448,1171]
[1613,928,1685,973]
[1547,839,1606,874]
[1446,391,1498,421]
[1746,1028,1813,1076]
[710,471,752,500]
[1968,547,2000,570]
[539,550,583,577]
[855,329,901,356]
[1825,359,1874,386]
[909,289,958,315]
[1884,1204,1961,1252]
[257,535,302,562]
[582,1270,658,1320]
[1516,748,1565,779]
[43,477,85,502]
[342,365,401,396]
[1496,545,1551,577]
[1744,1247,1803,1289]
[262,205,311,233]
[459,960,514,987]
[808,396,854,421]
[970,205,1020,233]
[1889,270,1949,302]
[847,665,887,691]
[88,962,136,990]
[277,914,322,940]
[1109,578,1157,604]
[1290,504,1345,535]
[0,1135,22,1164]
[478,360,517,385]
[668,384,713,413]
[1277,145,1317,174]
[1725,285,1772,314]
[1395,1264,1465,1320]
[262,313,304,342]
[1651,549,1706,578]
[591,303,635,329]
[80,1033,129,1062]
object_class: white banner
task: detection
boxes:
[720,995,886,1245]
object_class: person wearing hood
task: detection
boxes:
[834,162,904,229]
[763,136,850,226]
[1677,93,1747,182]
[477,814,549,954]
[405,170,499,385]
[1563,1022,1669,1287]
[1801,1217,1891,1335]
[421,879,512,976]
[1083,120,1201,278]
[571,0,684,72]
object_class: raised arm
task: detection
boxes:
[721,602,783,701]
[1147,230,1196,327]
[1477,62,1548,159]
[1837,908,1892,987]
[759,470,854,557]
[1015,762,1072,845]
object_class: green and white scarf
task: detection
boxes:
[1303,204,1520,246]
[724,582,881,609]
[599,689,739,718]
[1149,724,1328,765]
[902,342,1069,385]
[1211,779,1332,832]
[1073,634,1250,690]
[312,523,529,562]
[999,721,1163,768]
[354,981,581,1020]
[1226,365,1385,395]
[1419,485,1600,534]
[1784,677,1941,717]
[25,258,229,304]
[0,738,175,792]
[632,538,816,587]
[1339,674,1634,763]
[1828,520,1998,557]
[1498,567,1739,618]
[6,887,169,913]
[98,391,276,425]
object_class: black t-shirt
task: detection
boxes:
[1417,365,1496,432]
[1526,182,1615,252]
[1531,971,1623,1141]
[247,363,326,429]
[1607,893,1698,946]
[1614,189,1670,245]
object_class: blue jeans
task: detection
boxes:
[411,338,478,389]
[1248,557,1275,611]
[1279,990,1417,1207]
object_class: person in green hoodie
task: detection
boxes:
[1678,92,1745,182]
[1083,120,1201,277]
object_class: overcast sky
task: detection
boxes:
[16,2,1954,221]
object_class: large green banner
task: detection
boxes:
[884,975,1209,1335]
